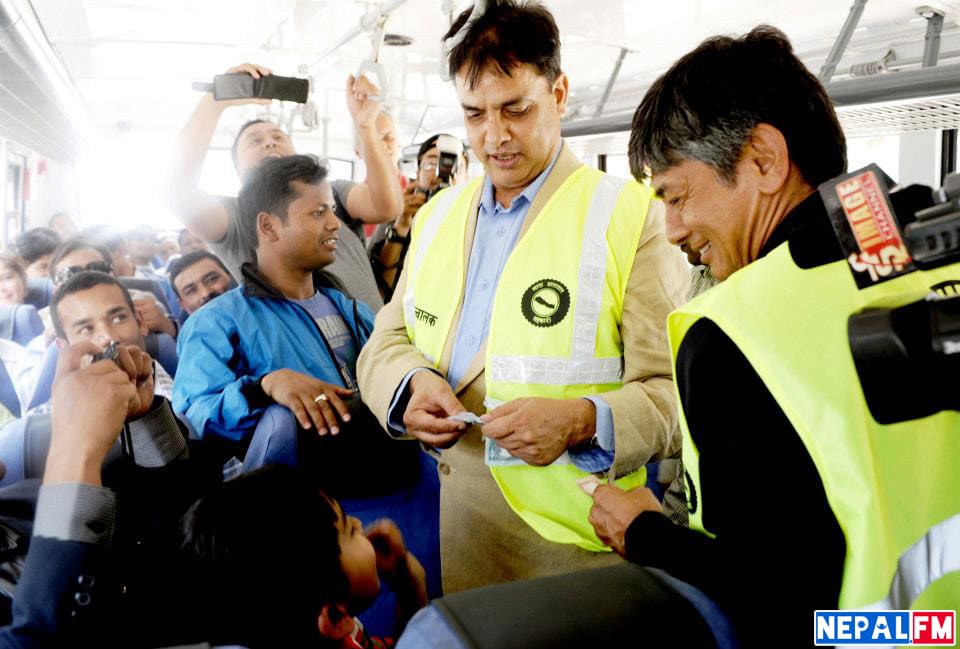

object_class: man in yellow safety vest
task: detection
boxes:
[357,0,688,592]
[587,25,960,648]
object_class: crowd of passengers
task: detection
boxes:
[0,1,945,647]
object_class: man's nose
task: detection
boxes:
[484,114,509,148]
[664,206,691,247]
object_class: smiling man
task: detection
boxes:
[357,0,687,592]
[173,154,370,449]
[168,251,234,317]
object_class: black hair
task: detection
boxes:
[11,228,60,265]
[178,465,348,647]
[231,118,272,168]
[50,271,136,339]
[49,238,114,282]
[168,251,231,298]
[444,0,562,89]
[629,25,846,187]
[237,154,329,250]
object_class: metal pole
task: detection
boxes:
[920,8,945,68]
[310,0,411,69]
[818,0,869,83]
[594,48,628,119]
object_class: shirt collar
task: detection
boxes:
[480,142,564,214]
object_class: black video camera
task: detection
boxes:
[820,166,960,424]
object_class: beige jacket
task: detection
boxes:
[357,144,688,592]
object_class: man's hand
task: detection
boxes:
[113,344,155,420]
[209,63,274,108]
[46,342,139,485]
[260,369,355,435]
[402,371,467,448]
[588,484,662,557]
[346,74,382,130]
[481,397,596,466]
[134,298,177,337]
[395,185,428,236]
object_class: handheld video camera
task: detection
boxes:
[422,134,464,200]
[820,166,960,424]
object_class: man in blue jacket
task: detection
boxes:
[173,154,424,491]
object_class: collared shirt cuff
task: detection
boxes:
[386,367,435,437]
[585,395,615,452]
[34,483,116,547]
[569,396,615,473]
[125,397,188,468]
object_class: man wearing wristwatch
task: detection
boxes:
[368,133,467,301]
[357,1,687,592]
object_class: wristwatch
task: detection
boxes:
[386,224,411,244]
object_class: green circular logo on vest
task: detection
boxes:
[521,279,570,328]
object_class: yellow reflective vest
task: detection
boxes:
[668,241,960,610]
[403,167,653,550]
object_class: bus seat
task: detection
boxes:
[119,277,173,315]
[23,278,52,311]
[0,305,44,347]
[0,361,21,419]
[145,333,178,377]
[26,344,59,412]
[411,564,735,649]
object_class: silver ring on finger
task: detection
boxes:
[314,393,328,404]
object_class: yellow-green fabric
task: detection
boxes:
[668,242,960,610]
[404,167,652,550]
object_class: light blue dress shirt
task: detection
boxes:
[388,145,615,472]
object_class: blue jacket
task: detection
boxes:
[173,265,375,443]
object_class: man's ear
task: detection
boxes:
[257,211,281,243]
[317,603,354,641]
[745,123,792,195]
[553,73,569,118]
[135,309,149,337]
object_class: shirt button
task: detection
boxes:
[467,336,476,346]
[439,463,451,475]
[496,227,506,236]
[74,592,92,607]
[481,279,489,289]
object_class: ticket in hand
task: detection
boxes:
[447,412,485,426]
[577,476,603,497]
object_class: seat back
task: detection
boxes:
[145,333,178,377]
[0,305,44,347]
[0,361,21,419]
[119,277,173,314]
[23,278,52,311]
[26,344,59,412]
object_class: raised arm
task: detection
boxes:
[342,75,404,224]
[162,63,272,243]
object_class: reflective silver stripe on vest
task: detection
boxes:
[488,355,623,385]
[864,513,960,611]
[571,175,627,360]
[489,174,628,385]
[403,183,474,331]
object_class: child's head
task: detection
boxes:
[179,465,380,646]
